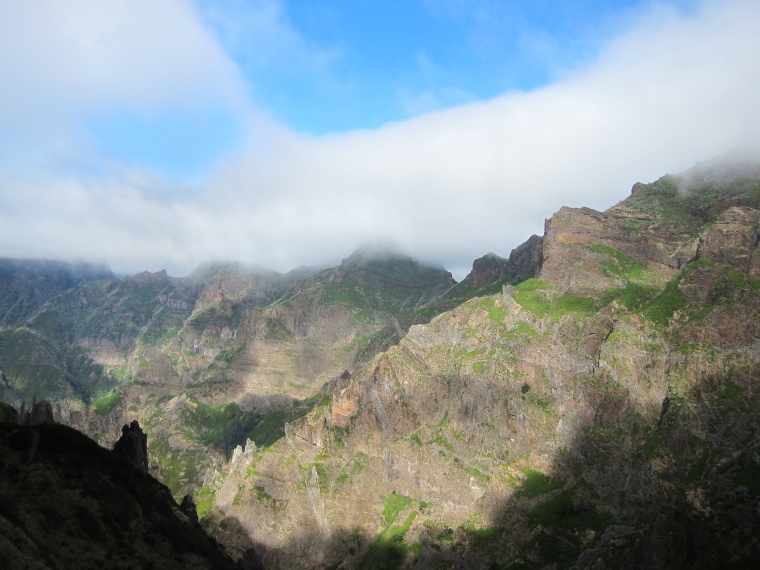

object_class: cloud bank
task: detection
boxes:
[1,0,759,279]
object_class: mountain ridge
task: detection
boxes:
[1,156,759,568]
[189,157,760,568]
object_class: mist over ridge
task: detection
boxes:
[2,1,760,279]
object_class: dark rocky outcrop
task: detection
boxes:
[0,401,18,423]
[181,493,199,523]
[0,421,240,569]
[238,547,267,570]
[113,419,149,472]
[17,398,55,425]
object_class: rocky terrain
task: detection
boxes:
[191,158,760,568]
[0,407,243,569]
[0,245,508,498]
[1,157,759,568]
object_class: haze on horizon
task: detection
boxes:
[1,0,760,281]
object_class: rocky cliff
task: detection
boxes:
[0,414,241,569]
[0,248,487,499]
[195,158,760,569]
[2,158,760,568]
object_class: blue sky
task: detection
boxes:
[94,0,656,175]
[237,0,645,131]
[0,0,759,278]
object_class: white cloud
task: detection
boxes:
[0,0,244,118]
[198,0,336,74]
[0,0,251,178]
[1,0,759,280]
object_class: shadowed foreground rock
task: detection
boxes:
[0,420,241,569]
[113,419,149,472]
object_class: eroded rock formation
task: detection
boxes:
[113,419,149,472]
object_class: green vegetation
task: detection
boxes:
[512,279,597,320]
[149,436,204,496]
[233,485,245,506]
[514,468,564,499]
[0,325,109,402]
[641,426,664,459]
[526,490,613,531]
[618,219,647,231]
[686,446,711,484]
[194,485,216,521]
[734,177,760,209]
[517,489,615,568]
[260,316,295,342]
[616,282,659,310]
[215,345,245,364]
[424,410,455,451]
[509,323,538,338]
[469,525,503,549]
[321,260,448,319]
[358,512,418,570]
[333,454,365,487]
[324,279,371,308]
[687,257,715,270]
[436,527,455,542]
[254,485,276,504]
[588,244,649,281]
[514,278,551,292]
[359,493,421,570]
[720,384,744,400]
[527,394,556,416]
[460,464,491,483]
[640,277,687,326]
[247,411,287,448]
[179,393,329,458]
[383,491,414,525]
[477,297,507,323]
[710,266,760,300]
[622,176,720,231]
[91,392,122,416]
[181,401,258,456]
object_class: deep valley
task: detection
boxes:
[2,157,760,569]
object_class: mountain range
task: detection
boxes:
[1,156,760,568]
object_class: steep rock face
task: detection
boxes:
[113,420,149,472]
[504,233,544,282]
[199,159,760,569]
[428,234,544,311]
[0,249,465,499]
[460,235,543,292]
[0,421,239,569]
